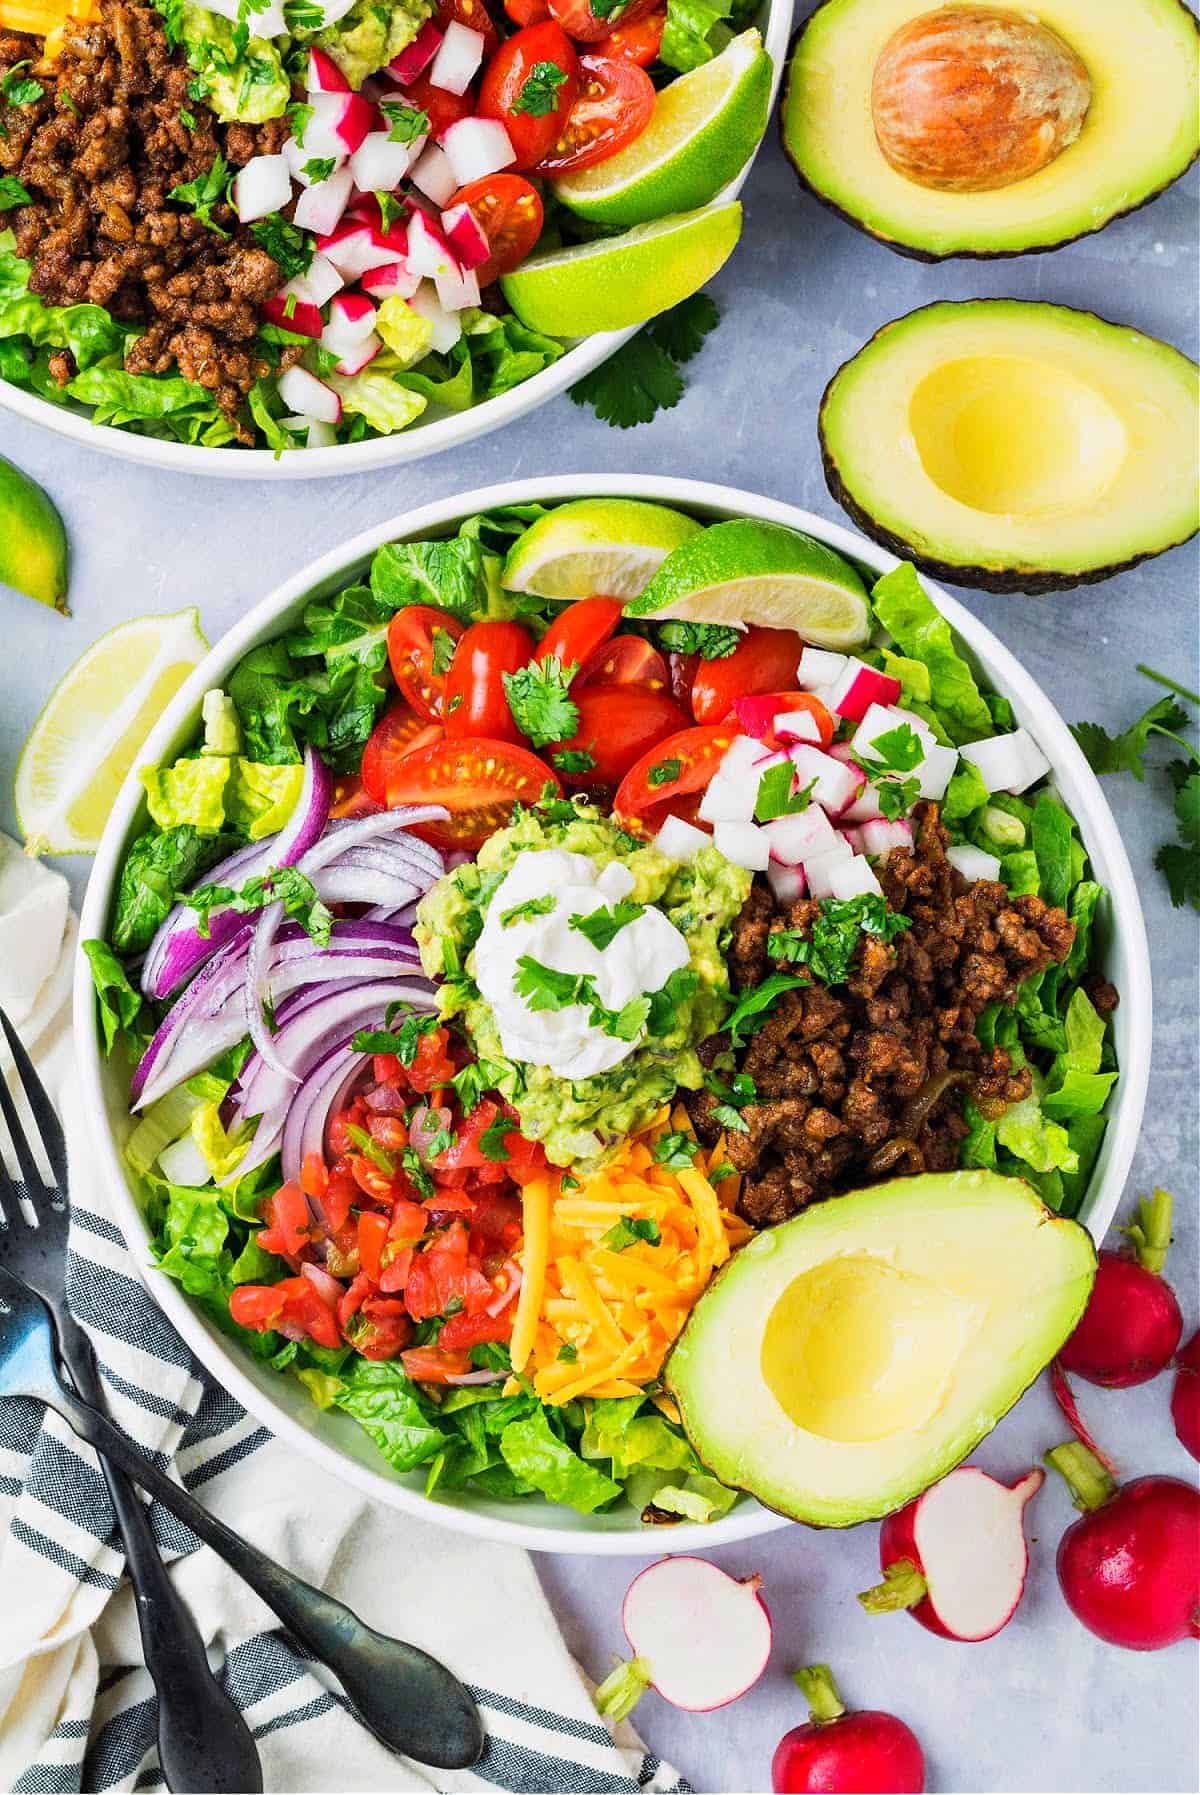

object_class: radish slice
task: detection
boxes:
[304,91,375,159]
[362,260,421,300]
[959,728,1051,795]
[803,842,854,898]
[440,115,515,184]
[233,153,292,223]
[408,282,463,352]
[654,816,708,862]
[796,647,848,691]
[261,294,322,338]
[773,709,823,745]
[293,165,354,235]
[328,331,381,376]
[350,129,420,191]
[859,817,913,859]
[947,843,1002,882]
[714,820,770,872]
[698,772,755,826]
[852,701,936,762]
[768,861,806,903]
[596,1559,772,1721]
[405,209,457,276]
[388,18,443,82]
[318,221,405,278]
[277,365,341,424]
[428,19,485,93]
[862,1467,1044,1642]
[441,200,490,269]
[284,251,344,308]
[915,742,958,800]
[409,142,459,206]
[827,856,882,900]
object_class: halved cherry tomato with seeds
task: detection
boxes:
[614,721,739,835]
[450,174,544,284]
[361,703,445,803]
[386,606,464,721]
[535,595,623,670]
[329,774,382,819]
[548,0,657,43]
[382,736,561,849]
[689,626,806,724]
[478,21,579,169]
[533,53,655,174]
[444,619,534,741]
[551,684,689,786]
[577,635,668,691]
[595,5,663,63]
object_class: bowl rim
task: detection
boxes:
[0,4,790,483]
[74,473,1153,1554]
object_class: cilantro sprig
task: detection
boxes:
[766,894,911,986]
[511,60,568,116]
[655,620,740,660]
[569,899,644,951]
[601,1216,662,1252]
[570,292,720,429]
[862,722,924,820]
[188,864,332,944]
[169,153,232,237]
[504,655,579,748]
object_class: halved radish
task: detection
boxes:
[304,91,375,160]
[860,1467,1043,1642]
[361,261,421,299]
[824,658,902,723]
[351,129,421,191]
[828,857,882,900]
[307,46,350,91]
[440,115,515,185]
[408,282,464,352]
[283,135,337,186]
[914,742,958,801]
[318,221,406,279]
[293,166,354,236]
[654,815,708,863]
[768,861,806,903]
[233,153,292,223]
[960,728,1051,795]
[732,693,784,739]
[388,18,443,82]
[283,251,344,308]
[699,773,755,826]
[859,817,913,859]
[795,647,847,692]
[764,806,838,865]
[409,142,459,206]
[277,365,341,424]
[788,745,861,817]
[261,293,322,338]
[594,1558,772,1722]
[714,820,770,872]
[441,201,490,269]
[428,18,485,93]
[851,701,935,763]
[838,823,866,854]
[947,843,1002,883]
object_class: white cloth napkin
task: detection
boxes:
[0,837,686,1795]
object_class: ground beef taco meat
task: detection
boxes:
[0,1,291,437]
[685,801,1084,1226]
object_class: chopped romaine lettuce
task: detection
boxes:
[871,563,994,744]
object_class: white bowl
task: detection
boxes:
[75,475,1152,1553]
[0,5,790,481]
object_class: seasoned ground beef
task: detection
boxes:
[0,1,290,436]
[686,802,1083,1226]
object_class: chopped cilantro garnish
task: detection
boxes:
[766,894,911,985]
[556,1341,579,1363]
[430,625,458,677]
[346,1123,396,1175]
[500,893,556,928]
[653,1131,699,1169]
[401,1146,434,1198]
[284,0,325,25]
[169,153,231,237]
[188,864,331,945]
[654,620,740,660]
[601,1216,662,1252]
[503,655,580,748]
[568,898,644,951]
[723,974,808,1048]
[511,60,568,116]
[478,1112,513,1162]
[302,155,336,183]
[705,1068,756,1133]
[644,966,698,1037]
[250,211,313,280]
[379,98,429,144]
[754,761,812,823]
[350,1005,439,1064]
[0,62,44,125]
[286,98,313,143]
[553,748,596,775]
[647,757,681,787]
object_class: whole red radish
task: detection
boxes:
[772,1665,924,1794]
[1047,1441,1200,1650]
[1172,1331,1200,1461]
[1059,1188,1182,1386]
[858,1465,1043,1641]
[593,1558,771,1722]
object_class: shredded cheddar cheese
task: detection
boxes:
[0,0,100,67]
[509,1107,753,1404]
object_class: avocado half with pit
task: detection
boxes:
[819,300,1200,593]
[780,0,1199,259]
[665,1170,1096,1527]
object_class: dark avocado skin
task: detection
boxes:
[779,6,1200,264]
[817,299,1200,595]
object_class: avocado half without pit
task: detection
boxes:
[818,299,1200,593]
[664,1171,1097,1527]
[781,0,1199,258]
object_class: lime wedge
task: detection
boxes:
[16,609,209,856]
[502,498,703,601]
[553,32,772,227]
[499,201,741,337]
[0,454,69,614]
[625,519,873,649]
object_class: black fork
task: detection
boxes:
[0,1007,264,1795]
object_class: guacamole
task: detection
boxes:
[318,0,431,87]
[178,5,289,123]
[415,802,750,1168]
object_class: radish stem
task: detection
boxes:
[594,1658,653,1723]
[1050,1364,1120,1477]
[857,1558,928,1614]
[1121,1187,1174,1275]
[1046,1442,1118,1513]
[793,1664,846,1724]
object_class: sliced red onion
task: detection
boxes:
[444,1369,508,1386]
[280,1042,367,1184]
[312,868,427,909]
[363,1082,406,1113]
[409,1102,451,1162]
[301,1261,344,1309]
[245,898,293,1082]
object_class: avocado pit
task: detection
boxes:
[870,5,1092,192]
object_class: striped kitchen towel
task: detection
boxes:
[0,848,687,1795]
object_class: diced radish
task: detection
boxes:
[327,291,377,341]
[307,46,350,92]
[732,693,784,740]
[764,806,839,865]
[277,365,341,425]
[852,702,935,763]
[428,19,485,94]
[261,294,322,338]
[409,142,459,206]
[714,820,770,872]
[434,261,480,310]
[285,252,344,309]
[405,209,456,277]
[330,331,381,376]
[233,153,292,223]
[284,135,343,186]
[388,18,443,83]
[698,773,754,826]
[408,282,463,353]
[767,861,806,904]
[752,745,791,774]
[293,165,354,236]
[718,735,770,784]
[441,201,490,270]
[859,818,914,860]
[838,824,866,854]
[947,844,1002,883]
[318,222,405,279]
[796,647,848,692]
[825,658,903,723]
[828,857,883,900]
[281,413,337,449]
[959,728,1051,795]
[350,130,420,191]
[788,745,862,817]
[915,742,958,800]
[654,815,708,863]
[440,115,515,185]
[304,91,375,160]
[595,1559,772,1721]
[804,843,855,899]
[772,709,823,745]
[361,260,421,300]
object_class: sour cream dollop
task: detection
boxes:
[475,848,691,1081]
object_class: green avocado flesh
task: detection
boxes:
[665,1170,1097,1526]
[819,299,1200,593]
[782,0,1199,259]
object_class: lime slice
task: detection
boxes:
[16,608,209,856]
[0,454,69,614]
[625,519,873,649]
[499,201,741,337]
[502,497,703,601]
[553,32,772,228]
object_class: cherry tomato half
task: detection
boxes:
[444,620,534,741]
[595,5,663,63]
[450,174,544,284]
[536,595,623,670]
[577,634,668,691]
[362,704,445,803]
[533,53,655,174]
[329,772,383,819]
[551,684,689,786]
[383,736,561,849]
[505,0,549,21]
[548,0,657,44]
[386,606,464,721]
[689,626,805,724]
[403,68,474,140]
[668,649,700,711]
[613,721,739,835]
[437,0,499,56]
[479,21,579,170]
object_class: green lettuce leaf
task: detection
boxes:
[370,531,488,621]
[82,939,145,1053]
[942,759,989,825]
[871,563,993,744]
[332,1361,449,1472]
[141,757,232,835]
[996,1084,1078,1175]
[498,1408,621,1513]
[330,368,427,435]
[111,823,238,953]
[1030,792,1078,910]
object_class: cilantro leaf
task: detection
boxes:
[755,763,813,823]
[653,1131,699,1169]
[302,156,336,183]
[647,756,682,786]
[379,99,430,144]
[553,748,596,774]
[601,1216,662,1252]
[644,966,698,1036]
[1154,840,1199,911]
[250,211,313,280]
[654,620,740,660]
[478,1111,513,1162]
[766,894,910,985]
[1071,697,1191,780]
[513,955,586,1012]
[500,893,557,928]
[188,863,332,944]
[169,153,231,237]
[569,899,644,951]
[431,625,458,677]
[503,655,580,747]
[511,60,568,116]
[351,1006,439,1063]
[648,291,720,363]
[704,1067,756,1136]
[569,294,719,429]
[724,974,809,1047]
[556,1341,579,1363]
[0,61,44,122]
